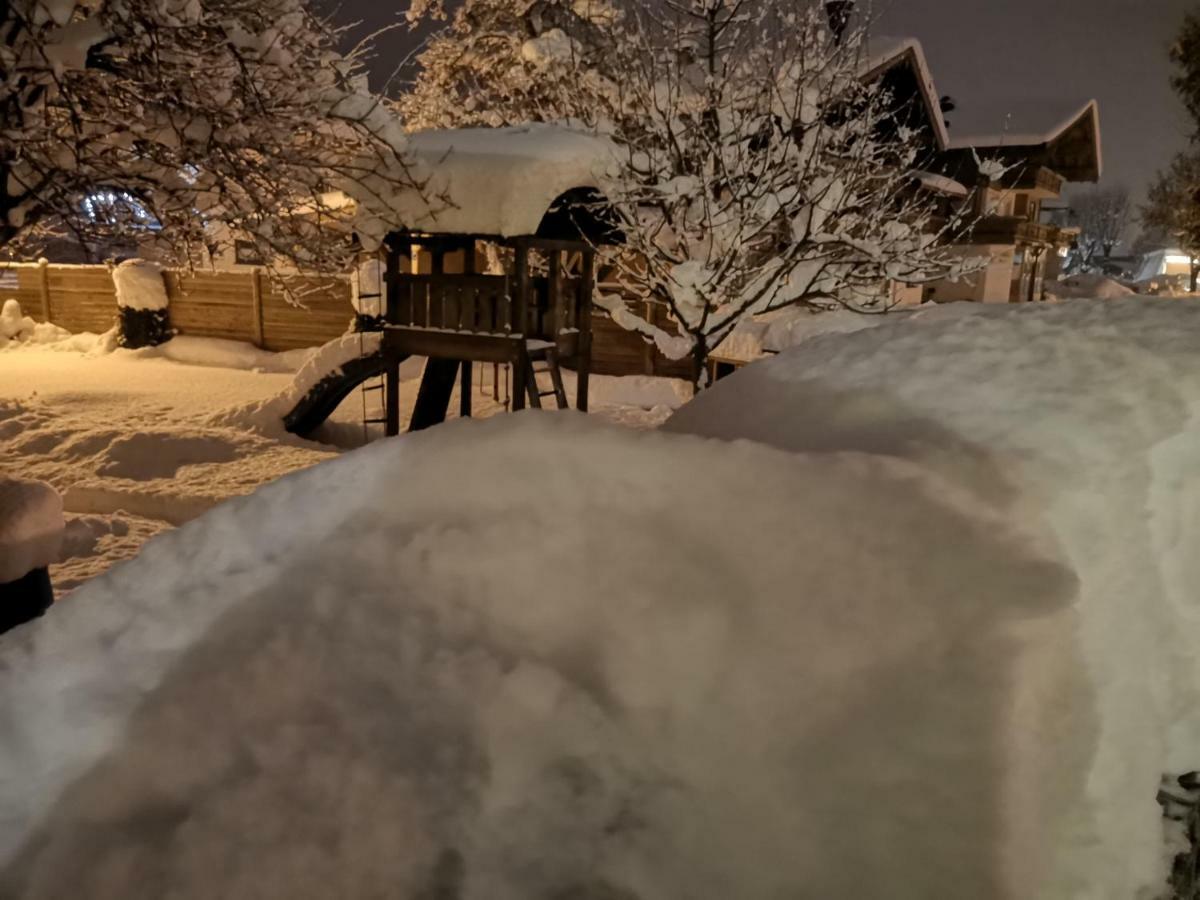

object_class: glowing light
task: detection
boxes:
[1166,254,1193,265]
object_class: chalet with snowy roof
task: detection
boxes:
[926,100,1103,304]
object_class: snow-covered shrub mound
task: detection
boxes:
[667,297,1200,898]
[0,477,64,584]
[0,415,1081,899]
[1046,272,1135,300]
[0,299,84,349]
[713,303,982,362]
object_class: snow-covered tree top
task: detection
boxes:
[384,124,618,238]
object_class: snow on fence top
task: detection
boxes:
[386,124,619,238]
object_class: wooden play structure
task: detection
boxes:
[376,231,599,434]
[280,125,622,439]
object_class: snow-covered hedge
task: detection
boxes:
[668,297,1200,897]
[0,414,1076,898]
[112,259,171,349]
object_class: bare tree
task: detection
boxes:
[2,0,419,271]
[574,0,980,383]
[1067,186,1131,273]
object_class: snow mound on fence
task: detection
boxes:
[111,259,168,311]
[0,414,1082,899]
[0,477,64,584]
[667,296,1200,898]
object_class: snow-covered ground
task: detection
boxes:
[7,295,1200,898]
[1,318,684,594]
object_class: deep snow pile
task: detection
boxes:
[0,414,1080,899]
[712,302,979,362]
[0,300,74,348]
[668,297,1200,898]
[0,477,64,584]
[1045,273,1135,300]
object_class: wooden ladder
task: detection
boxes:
[524,344,569,410]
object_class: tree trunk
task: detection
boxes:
[691,336,709,393]
[1191,259,1199,294]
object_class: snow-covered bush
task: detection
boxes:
[667,298,1200,897]
[0,0,417,271]
[112,259,171,349]
[0,413,1083,898]
[569,1,979,380]
[0,300,71,348]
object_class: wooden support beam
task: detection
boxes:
[512,244,529,411]
[385,358,401,437]
[548,250,562,339]
[410,358,460,432]
[577,251,594,412]
[250,268,265,348]
[37,259,51,323]
[460,360,472,418]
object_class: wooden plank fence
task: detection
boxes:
[0,261,691,376]
[0,262,356,353]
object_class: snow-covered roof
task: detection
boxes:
[946,99,1101,165]
[388,124,618,238]
[911,169,969,198]
[861,36,949,151]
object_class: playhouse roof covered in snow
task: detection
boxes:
[389,124,619,239]
[945,99,1103,181]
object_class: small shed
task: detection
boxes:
[367,125,622,434]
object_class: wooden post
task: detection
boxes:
[250,268,265,348]
[577,250,593,412]
[460,360,473,418]
[385,358,400,437]
[512,242,529,411]
[384,238,401,325]
[548,249,562,339]
[37,259,51,323]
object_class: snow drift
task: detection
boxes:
[0,477,64,584]
[668,297,1200,898]
[0,414,1080,899]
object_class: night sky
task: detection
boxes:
[330,0,1196,204]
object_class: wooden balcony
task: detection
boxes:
[1004,166,1066,198]
[965,217,1061,247]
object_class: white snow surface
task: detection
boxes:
[0,413,1079,899]
[1046,273,1135,300]
[0,477,64,584]
[111,259,169,311]
[668,297,1200,898]
[393,124,618,237]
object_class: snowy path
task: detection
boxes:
[1,338,680,594]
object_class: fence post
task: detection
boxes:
[250,268,265,348]
[37,259,50,323]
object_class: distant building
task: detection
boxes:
[924,100,1103,304]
